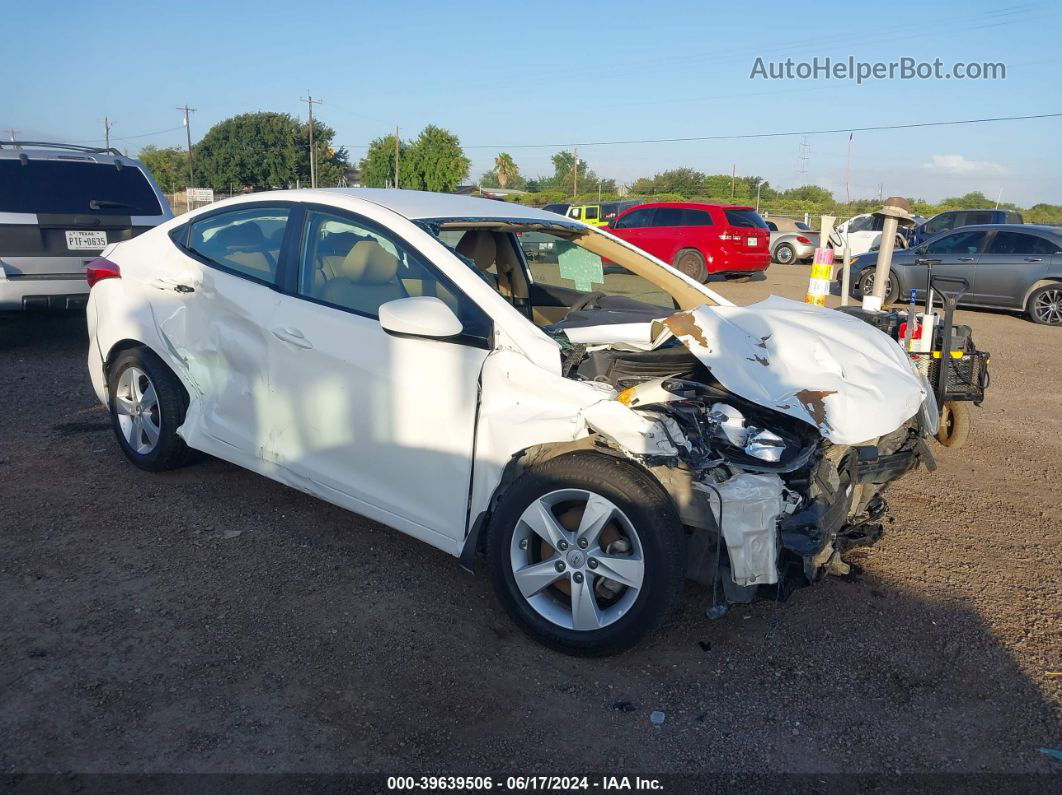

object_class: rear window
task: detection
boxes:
[723,209,768,229]
[1004,212,1024,224]
[0,159,163,215]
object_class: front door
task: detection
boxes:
[263,206,492,546]
[903,229,987,303]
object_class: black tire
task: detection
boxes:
[858,268,900,304]
[108,347,196,471]
[935,401,971,448]
[487,452,684,656]
[774,242,797,265]
[673,248,708,283]
[1025,283,1062,326]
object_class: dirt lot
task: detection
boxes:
[1,266,1059,784]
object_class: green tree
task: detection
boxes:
[494,152,521,189]
[137,145,186,193]
[781,184,835,203]
[359,134,408,188]
[193,112,349,190]
[411,125,470,192]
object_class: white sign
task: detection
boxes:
[186,187,214,203]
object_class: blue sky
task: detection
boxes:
[3,0,1060,205]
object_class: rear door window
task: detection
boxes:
[681,209,713,226]
[652,207,685,227]
[0,159,163,215]
[965,211,995,225]
[987,231,1058,257]
[584,206,599,221]
[723,209,767,228]
[185,207,291,284]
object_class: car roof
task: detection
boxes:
[0,144,143,167]
[313,188,564,222]
[948,223,1059,235]
[616,201,756,214]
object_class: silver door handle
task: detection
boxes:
[271,327,313,349]
[957,257,975,262]
[1024,257,1043,262]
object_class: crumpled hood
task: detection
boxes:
[661,296,925,445]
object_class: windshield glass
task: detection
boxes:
[429,220,725,329]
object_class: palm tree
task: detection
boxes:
[494,152,518,189]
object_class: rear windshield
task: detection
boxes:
[0,159,163,215]
[723,209,768,229]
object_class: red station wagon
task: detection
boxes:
[605,202,771,282]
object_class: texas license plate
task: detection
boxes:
[747,237,758,246]
[65,230,108,250]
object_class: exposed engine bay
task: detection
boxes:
[543,294,935,604]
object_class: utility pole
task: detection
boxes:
[5,128,18,146]
[731,164,736,200]
[102,117,113,150]
[573,147,578,198]
[394,125,400,189]
[798,136,810,182]
[845,132,853,205]
[300,92,322,188]
[177,105,196,188]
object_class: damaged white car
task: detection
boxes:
[85,189,938,655]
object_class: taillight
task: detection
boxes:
[86,257,121,287]
[796,236,811,244]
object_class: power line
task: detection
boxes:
[69,125,185,145]
[456,111,1062,150]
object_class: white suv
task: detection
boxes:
[85,188,935,655]
[0,142,172,311]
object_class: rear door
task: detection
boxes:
[972,230,1058,307]
[0,157,168,278]
[160,203,294,456]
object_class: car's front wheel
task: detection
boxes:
[774,242,796,264]
[108,347,196,471]
[858,268,899,304]
[488,453,684,656]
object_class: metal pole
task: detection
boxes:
[300,93,322,189]
[395,125,400,189]
[866,216,899,310]
[177,105,195,188]
[840,245,852,306]
[731,164,736,200]
[573,147,578,198]
[755,181,761,212]
[103,117,111,150]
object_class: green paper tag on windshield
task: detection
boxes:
[556,242,605,292]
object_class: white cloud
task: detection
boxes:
[922,154,1006,176]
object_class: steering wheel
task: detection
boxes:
[567,291,607,313]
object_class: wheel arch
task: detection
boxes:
[104,339,191,407]
[1021,277,1062,310]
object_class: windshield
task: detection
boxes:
[429,219,726,329]
[0,159,163,215]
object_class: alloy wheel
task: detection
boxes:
[1033,287,1062,324]
[114,366,162,454]
[509,489,644,632]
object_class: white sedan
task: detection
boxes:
[86,189,935,655]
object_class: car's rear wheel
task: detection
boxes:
[858,268,899,304]
[108,348,195,471]
[1026,284,1062,325]
[488,453,684,656]
[774,242,796,264]
[673,248,708,282]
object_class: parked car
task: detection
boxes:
[87,188,936,655]
[540,203,571,216]
[765,217,819,264]
[0,141,172,311]
[566,200,642,227]
[604,202,770,281]
[829,212,910,257]
[908,208,1023,247]
[844,224,1062,325]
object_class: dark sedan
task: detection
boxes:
[844,224,1062,326]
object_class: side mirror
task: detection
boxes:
[379,296,463,339]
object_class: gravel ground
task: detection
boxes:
[1,266,1059,783]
